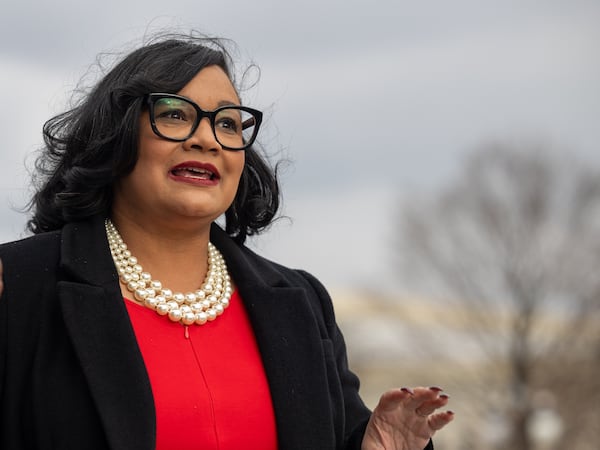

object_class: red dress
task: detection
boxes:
[125,290,278,450]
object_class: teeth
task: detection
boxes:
[172,166,215,180]
[186,167,211,175]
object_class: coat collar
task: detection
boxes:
[58,217,156,450]
[59,217,336,450]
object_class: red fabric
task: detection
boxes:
[125,290,278,450]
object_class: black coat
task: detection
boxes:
[0,217,372,449]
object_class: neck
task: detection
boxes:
[108,213,213,294]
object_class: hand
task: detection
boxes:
[361,386,454,450]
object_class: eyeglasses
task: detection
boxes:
[146,93,263,151]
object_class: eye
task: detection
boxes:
[215,109,242,135]
[153,98,195,124]
[216,117,239,133]
[157,108,187,121]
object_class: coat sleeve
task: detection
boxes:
[296,270,370,449]
[297,270,435,450]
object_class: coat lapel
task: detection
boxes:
[212,227,337,449]
[242,285,338,449]
[58,218,155,450]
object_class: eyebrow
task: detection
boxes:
[216,99,242,108]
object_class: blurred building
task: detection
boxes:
[330,288,584,450]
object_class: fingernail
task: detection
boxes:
[440,393,449,399]
[401,387,415,395]
[447,410,455,415]
[429,386,443,392]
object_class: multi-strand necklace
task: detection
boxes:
[105,219,232,326]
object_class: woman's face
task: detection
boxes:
[112,65,245,228]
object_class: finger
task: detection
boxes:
[406,386,445,410]
[376,387,416,411]
[427,411,455,431]
[414,392,450,418]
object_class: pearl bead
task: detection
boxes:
[168,309,183,322]
[145,297,158,310]
[156,303,170,315]
[182,312,196,325]
[173,293,185,304]
[166,301,179,310]
[196,312,208,324]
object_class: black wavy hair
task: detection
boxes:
[27,34,280,244]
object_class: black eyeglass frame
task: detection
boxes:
[146,93,263,151]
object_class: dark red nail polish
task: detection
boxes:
[401,387,415,395]
[429,386,443,392]
[440,394,449,399]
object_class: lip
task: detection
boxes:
[168,161,221,186]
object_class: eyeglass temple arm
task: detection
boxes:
[241,117,256,130]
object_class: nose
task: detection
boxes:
[182,116,221,153]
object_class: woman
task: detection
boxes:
[0,34,453,449]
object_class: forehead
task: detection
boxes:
[177,65,240,106]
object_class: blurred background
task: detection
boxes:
[2,1,599,448]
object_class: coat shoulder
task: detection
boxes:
[0,230,62,274]
[230,242,340,331]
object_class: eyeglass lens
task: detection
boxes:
[152,96,258,149]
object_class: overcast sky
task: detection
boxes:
[1,0,599,291]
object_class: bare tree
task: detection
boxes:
[395,143,600,450]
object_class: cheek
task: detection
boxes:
[225,154,245,203]
[228,153,246,184]
[125,155,156,191]
[134,139,176,178]
[236,153,246,178]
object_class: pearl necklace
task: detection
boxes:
[105,219,232,326]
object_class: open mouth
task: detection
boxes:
[170,166,218,181]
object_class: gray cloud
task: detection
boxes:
[1,0,599,287]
